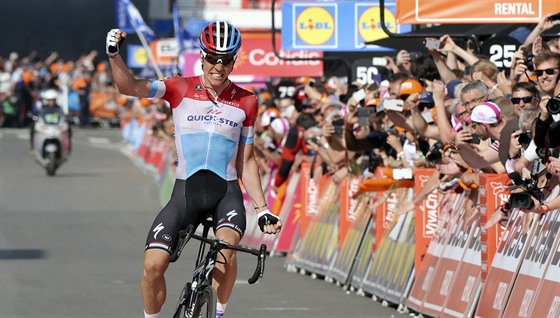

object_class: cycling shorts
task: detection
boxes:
[145,170,246,254]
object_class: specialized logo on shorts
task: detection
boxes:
[153,222,165,240]
[226,210,238,222]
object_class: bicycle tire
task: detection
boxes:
[172,283,191,318]
[192,285,217,318]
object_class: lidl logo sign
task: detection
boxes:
[357,6,397,44]
[294,4,337,48]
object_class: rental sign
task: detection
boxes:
[397,0,559,24]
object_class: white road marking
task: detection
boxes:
[88,137,110,144]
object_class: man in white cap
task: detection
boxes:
[454,101,506,171]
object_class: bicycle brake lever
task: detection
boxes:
[248,244,267,284]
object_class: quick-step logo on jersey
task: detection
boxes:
[185,109,239,128]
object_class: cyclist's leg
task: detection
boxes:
[212,180,246,310]
[142,179,199,315]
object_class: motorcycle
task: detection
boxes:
[33,113,70,176]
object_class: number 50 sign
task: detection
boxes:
[480,34,521,71]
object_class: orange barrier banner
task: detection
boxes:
[474,210,537,318]
[327,193,372,285]
[285,176,340,276]
[338,175,361,246]
[502,209,560,317]
[270,173,302,253]
[527,226,560,318]
[421,203,471,317]
[298,162,319,237]
[396,0,558,24]
[441,221,482,317]
[413,168,438,275]
[406,193,463,312]
[478,174,510,282]
[383,211,416,305]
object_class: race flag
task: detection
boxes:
[114,0,155,42]
[172,2,195,53]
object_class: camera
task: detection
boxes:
[524,53,535,72]
[425,38,442,50]
[518,131,532,145]
[357,107,376,126]
[507,171,544,209]
[332,118,345,136]
[383,99,405,112]
[468,134,481,144]
[426,142,445,164]
[546,96,560,115]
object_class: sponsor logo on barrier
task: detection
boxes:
[493,281,509,310]
[420,191,439,238]
[346,178,360,222]
[385,191,398,227]
[307,177,319,216]
[461,275,477,302]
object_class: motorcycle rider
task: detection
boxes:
[30,89,71,155]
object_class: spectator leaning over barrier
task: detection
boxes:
[455,101,506,173]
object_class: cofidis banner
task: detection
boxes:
[281,1,412,52]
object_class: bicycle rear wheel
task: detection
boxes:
[192,285,217,318]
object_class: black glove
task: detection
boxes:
[257,210,280,232]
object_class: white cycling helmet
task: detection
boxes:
[42,89,58,100]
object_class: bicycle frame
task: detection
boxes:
[170,220,267,318]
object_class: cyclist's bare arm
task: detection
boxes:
[236,142,282,234]
[106,29,151,98]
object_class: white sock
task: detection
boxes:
[144,310,160,318]
[217,302,227,313]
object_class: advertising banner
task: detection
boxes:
[182,33,323,79]
[396,0,559,24]
[281,1,412,52]
[502,209,560,317]
[441,221,482,317]
[474,210,537,318]
[527,230,560,318]
[406,193,464,312]
[413,168,439,275]
[422,205,471,317]
[479,174,510,282]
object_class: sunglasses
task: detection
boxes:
[201,52,236,66]
[511,96,533,104]
[535,68,558,77]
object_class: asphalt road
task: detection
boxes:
[0,127,408,318]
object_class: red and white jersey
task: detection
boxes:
[149,76,258,181]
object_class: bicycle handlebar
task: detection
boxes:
[169,225,267,284]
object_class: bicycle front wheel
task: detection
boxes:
[192,285,217,318]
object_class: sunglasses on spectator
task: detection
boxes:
[535,68,558,77]
[201,51,236,65]
[511,96,533,104]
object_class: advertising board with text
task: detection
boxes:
[281,1,412,52]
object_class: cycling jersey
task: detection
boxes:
[149,76,258,181]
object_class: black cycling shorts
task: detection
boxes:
[145,170,246,254]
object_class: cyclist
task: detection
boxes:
[106,21,282,318]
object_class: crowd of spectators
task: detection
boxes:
[250,15,560,230]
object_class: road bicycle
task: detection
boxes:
[169,218,267,318]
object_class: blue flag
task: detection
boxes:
[172,2,185,53]
[114,0,155,42]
